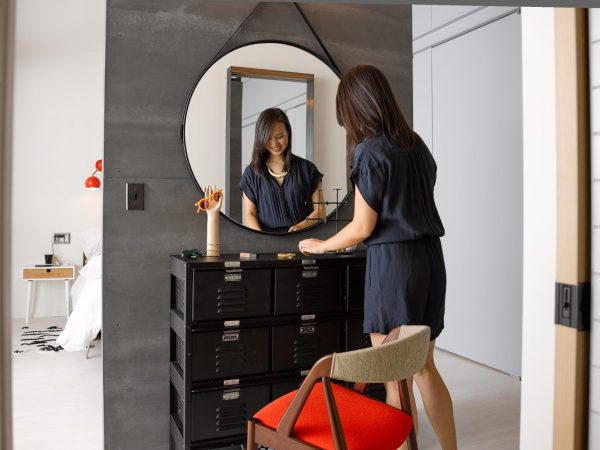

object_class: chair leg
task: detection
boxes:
[247,419,257,450]
[398,380,418,450]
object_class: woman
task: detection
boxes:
[299,65,457,450]
[239,108,325,232]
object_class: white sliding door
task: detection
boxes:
[430,12,523,376]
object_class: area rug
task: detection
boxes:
[13,325,64,354]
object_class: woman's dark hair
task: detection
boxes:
[250,108,293,176]
[336,64,417,151]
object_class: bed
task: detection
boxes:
[56,228,102,352]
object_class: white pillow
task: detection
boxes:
[80,228,102,259]
[80,254,102,279]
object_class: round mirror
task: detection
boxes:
[183,42,349,234]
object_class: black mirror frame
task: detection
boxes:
[181,39,352,236]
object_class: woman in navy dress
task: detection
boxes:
[239,108,325,233]
[299,65,457,450]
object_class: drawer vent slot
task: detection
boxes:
[215,404,247,431]
[175,278,185,313]
[175,335,185,369]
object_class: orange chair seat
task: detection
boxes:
[254,382,412,450]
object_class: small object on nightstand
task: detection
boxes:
[240,252,258,259]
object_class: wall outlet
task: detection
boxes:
[53,233,71,244]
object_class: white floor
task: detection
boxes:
[11,316,103,450]
[415,348,521,450]
[10,317,519,450]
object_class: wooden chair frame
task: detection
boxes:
[247,326,426,450]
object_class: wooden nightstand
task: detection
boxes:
[22,265,75,324]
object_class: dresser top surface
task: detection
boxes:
[171,251,366,270]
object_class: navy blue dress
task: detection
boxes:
[239,155,323,232]
[351,134,446,340]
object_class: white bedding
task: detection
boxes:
[56,230,102,352]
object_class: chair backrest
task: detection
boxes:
[330,325,430,383]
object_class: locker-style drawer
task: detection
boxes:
[191,385,270,442]
[272,321,342,372]
[347,265,365,310]
[191,327,270,381]
[271,378,305,400]
[274,266,342,315]
[346,318,371,351]
[192,269,271,321]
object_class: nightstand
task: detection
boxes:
[22,265,75,324]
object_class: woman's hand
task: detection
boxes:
[288,219,311,233]
[203,185,223,216]
[298,238,326,255]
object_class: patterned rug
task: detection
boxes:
[13,325,64,354]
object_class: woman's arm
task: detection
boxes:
[298,186,377,254]
[288,188,326,232]
[242,192,262,231]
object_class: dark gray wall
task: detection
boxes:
[103,2,411,448]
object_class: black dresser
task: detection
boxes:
[169,252,378,450]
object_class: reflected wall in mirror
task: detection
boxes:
[226,67,314,225]
[184,43,348,234]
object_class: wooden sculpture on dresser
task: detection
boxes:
[195,185,223,257]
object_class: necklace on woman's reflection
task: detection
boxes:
[267,165,288,178]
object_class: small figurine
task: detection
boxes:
[195,185,223,257]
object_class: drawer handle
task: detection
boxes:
[222,332,240,342]
[222,390,240,401]
[300,325,315,334]
[224,274,242,282]
[302,271,317,279]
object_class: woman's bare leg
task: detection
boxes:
[413,340,457,450]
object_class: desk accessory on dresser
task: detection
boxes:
[181,248,203,259]
[195,185,223,257]
[305,188,351,233]
[276,252,296,259]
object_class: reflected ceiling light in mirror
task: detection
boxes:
[85,159,103,190]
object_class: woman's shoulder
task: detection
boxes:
[353,135,390,166]
[291,154,319,171]
[241,164,263,185]
[291,153,310,164]
[241,164,254,177]
[356,134,388,152]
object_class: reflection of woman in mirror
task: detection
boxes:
[239,108,325,233]
[299,65,457,450]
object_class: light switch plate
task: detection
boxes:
[126,183,144,210]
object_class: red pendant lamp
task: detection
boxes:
[85,159,103,190]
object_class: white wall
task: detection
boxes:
[589,7,600,449]
[519,8,556,450]
[11,0,105,319]
[412,5,523,376]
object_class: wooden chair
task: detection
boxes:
[247,325,430,450]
